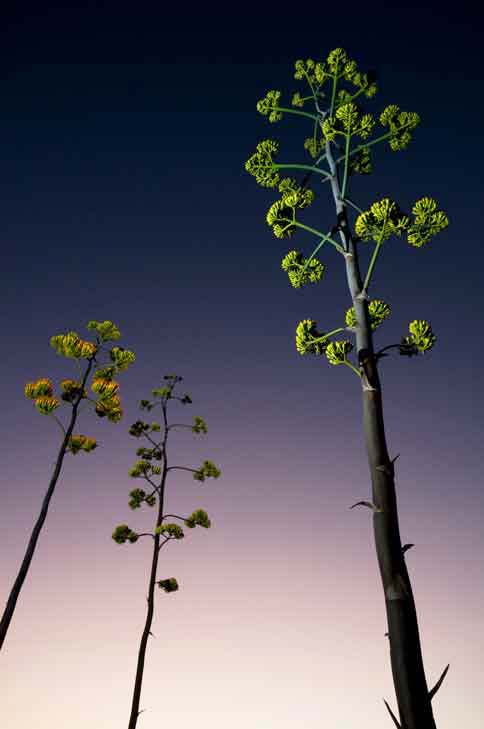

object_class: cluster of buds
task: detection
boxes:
[112,376,221,598]
[24,321,135,455]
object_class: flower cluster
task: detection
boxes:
[345,299,391,331]
[245,139,280,188]
[355,196,448,248]
[157,578,178,593]
[256,90,283,122]
[184,509,211,529]
[155,523,185,539]
[193,460,221,482]
[192,416,208,434]
[321,102,376,142]
[355,198,411,243]
[295,320,330,356]
[112,524,139,544]
[266,177,315,239]
[281,250,325,288]
[294,48,378,99]
[128,488,156,509]
[379,104,421,151]
[295,320,354,366]
[401,320,437,354]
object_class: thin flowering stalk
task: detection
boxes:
[245,47,450,729]
[111,374,221,729]
[0,321,135,652]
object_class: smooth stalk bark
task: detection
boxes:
[0,357,95,652]
[127,420,168,729]
[325,138,437,729]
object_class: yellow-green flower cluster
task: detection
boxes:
[406,197,449,248]
[193,460,221,482]
[345,299,391,331]
[379,104,420,151]
[154,523,184,539]
[295,319,330,355]
[24,378,60,415]
[67,435,97,454]
[291,91,305,108]
[93,389,123,423]
[256,90,283,122]
[50,332,98,360]
[355,196,448,248]
[294,48,378,99]
[86,320,121,342]
[191,416,208,434]
[184,509,211,529]
[128,460,162,478]
[401,320,436,353]
[266,177,315,239]
[245,139,280,188]
[112,524,139,544]
[281,250,325,288]
[109,346,135,372]
[91,377,119,398]
[321,102,376,142]
[355,198,411,243]
[128,488,154,509]
[303,136,326,159]
[348,146,372,175]
[295,319,354,366]
[325,340,354,366]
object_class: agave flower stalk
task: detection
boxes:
[111,375,220,728]
[245,48,450,729]
[0,321,135,651]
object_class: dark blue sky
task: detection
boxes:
[1,4,483,729]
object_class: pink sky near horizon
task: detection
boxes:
[1,370,482,728]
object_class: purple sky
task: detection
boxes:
[1,4,483,728]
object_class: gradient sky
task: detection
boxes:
[1,3,483,728]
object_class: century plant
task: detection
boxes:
[112,374,220,729]
[0,321,135,651]
[245,48,450,729]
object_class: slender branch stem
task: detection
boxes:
[341,133,351,200]
[300,230,337,275]
[329,70,338,118]
[361,213,388,294]
[165,466,197,474]
[275,163,332,181]
[342,196,365,214]
[50,414,67,437]
[334,120,417,166]
[272,105,320,121]
[344,360,362,378]
[325,327,347,338]
[292,221,346,254]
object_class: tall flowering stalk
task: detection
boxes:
[0,320,135,651]
[111,374,220,729]
[245,48,450,729]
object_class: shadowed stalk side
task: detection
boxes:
[127,458,167,729]
[325,137,437,728]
